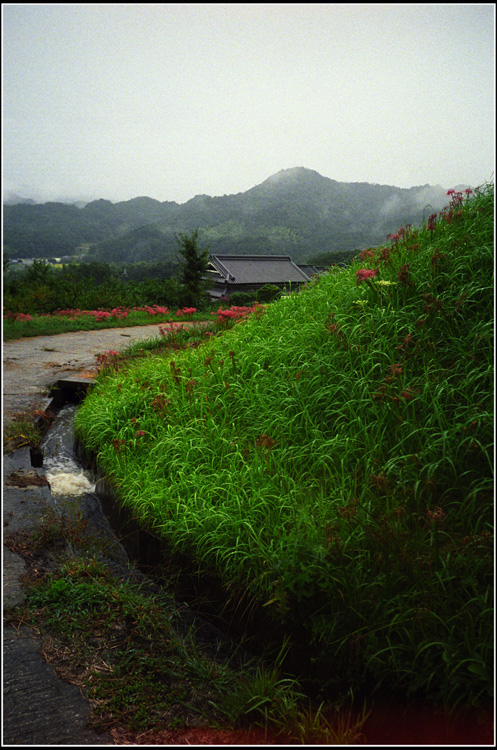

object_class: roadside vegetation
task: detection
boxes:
[5,504,370,744]
[73,185,493,712]
[2,304,207,341]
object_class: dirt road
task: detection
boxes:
[3,324,169,424]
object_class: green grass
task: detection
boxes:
[74,185,494,709]
[2,308,212,341]
[7,536,364,742]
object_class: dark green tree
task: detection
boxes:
[175,229,210,308]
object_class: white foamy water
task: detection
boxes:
[41,404,96,497]
[45,470,95,497]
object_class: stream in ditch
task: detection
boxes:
[41,404,95,499]
[39,403,494,745]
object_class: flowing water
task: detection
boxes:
[41,404,95,498]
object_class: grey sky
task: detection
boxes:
[2,3,495,204]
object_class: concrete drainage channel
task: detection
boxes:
[3,377,116,746]
[3,377,257,746]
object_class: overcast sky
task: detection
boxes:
[2,3,495,204]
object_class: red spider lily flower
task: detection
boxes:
[427,213,437,232]
[401,387,417,401]
[396,333,414,351]
[95,350,120,366]
[256,434,276,450]
[397,263,413,287]
[359,248,376,261]
[356,268,379,285]
[425,506,445,525]
[389,363,403,377]
[446,189,456,195]
[378,247,391,263]
[135,430,146,438]
[371,473,388,490]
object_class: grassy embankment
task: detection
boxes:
[74,185,493,710]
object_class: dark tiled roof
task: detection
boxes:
[208,255,311,285]
[298,265,327,277]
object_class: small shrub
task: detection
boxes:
[256,284,282,303]
[229,291,258,307]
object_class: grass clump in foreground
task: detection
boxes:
[8,541,367,743]
[75,185,494,710]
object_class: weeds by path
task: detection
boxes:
[6,516,364,743]
[2,308,211,341]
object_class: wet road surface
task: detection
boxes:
[3,324,170,424]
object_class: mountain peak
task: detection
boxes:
[251,167,336,197]
[264,167,326,184]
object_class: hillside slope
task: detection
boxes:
[75,185,493,706]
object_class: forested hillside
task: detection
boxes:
[4,167,451,263]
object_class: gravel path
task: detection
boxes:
[3,323,171,424]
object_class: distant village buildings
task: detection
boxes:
[9,255,85,266]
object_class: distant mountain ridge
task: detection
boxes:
[3,193,37,206]
[3,167,458,263]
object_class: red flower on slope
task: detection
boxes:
[356,268,379,285]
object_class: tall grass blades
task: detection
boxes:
[75,184,494,708]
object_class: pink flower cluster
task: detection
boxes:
[158,321,188,337]
[39,307,130,321]
[211,303,264,325]
[92,308,129,321]
[356,268,379,285]
[4,311,32,322]
[176,307,197,317]
[4,304,176,322]
[134,305,170,316]
[95,350,120,367]
[447,188,472,197]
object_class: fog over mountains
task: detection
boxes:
[3,167,461,264]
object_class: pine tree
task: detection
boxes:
[175,229,210,307]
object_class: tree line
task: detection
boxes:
[3,232,212,314]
